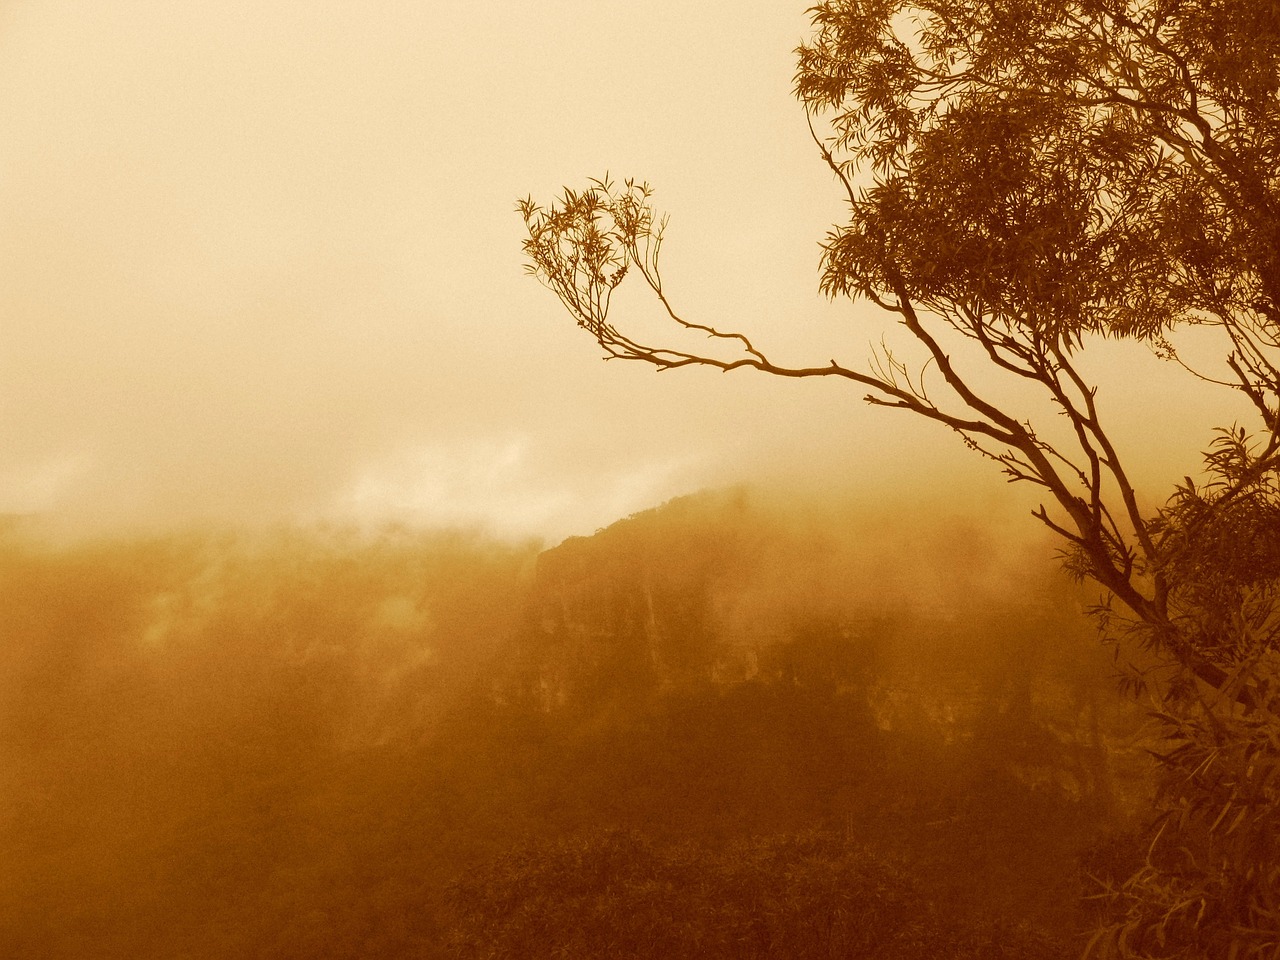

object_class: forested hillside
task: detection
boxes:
[0,491,1152,957]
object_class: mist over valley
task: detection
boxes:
[1,488,1151,958]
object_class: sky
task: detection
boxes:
[0,0,1256,542]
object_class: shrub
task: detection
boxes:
[442,829,1069,959]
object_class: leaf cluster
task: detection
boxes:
[1088,682,1280,959]
[798,0,1280,353]
[518,177,658,340]
[1151,428,1280,669]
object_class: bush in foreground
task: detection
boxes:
[442,829,1068,960]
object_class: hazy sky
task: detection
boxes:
[0,0,1255,541]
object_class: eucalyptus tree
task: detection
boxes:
[519,2,1280,955]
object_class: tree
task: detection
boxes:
[520,2,1280,956]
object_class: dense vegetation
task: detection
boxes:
[0,492,1154,957]
[444,830,1066,959]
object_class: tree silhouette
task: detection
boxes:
[520,2,1280,955]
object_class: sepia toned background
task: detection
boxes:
[6,4,1275,958]
[0,0,1247,539]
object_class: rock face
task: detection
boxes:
[493,487,986,706]
[499,488,755,709]
[490,485,1146,813]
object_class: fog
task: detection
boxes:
[0,490,1151,957]
[0,3,1263,957]
[0,1,1250,541]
